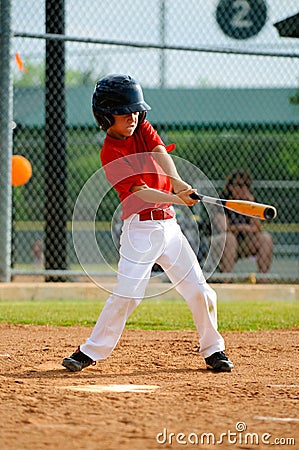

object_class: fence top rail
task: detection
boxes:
[12,31,299,59]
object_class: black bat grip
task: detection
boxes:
[189,192,201,200]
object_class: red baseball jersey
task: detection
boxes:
[100,120,175,219]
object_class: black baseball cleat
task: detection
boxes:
[62,347,95,372]
[205,351,234,372]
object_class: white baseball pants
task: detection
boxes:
[80,213,225,360]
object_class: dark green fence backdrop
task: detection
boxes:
[9,0,299,282]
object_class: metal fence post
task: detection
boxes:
[44,0,67,281]
[0,0,13,282]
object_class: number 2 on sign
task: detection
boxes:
[231,0,253,29]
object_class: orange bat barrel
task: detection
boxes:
[224,200,277,220]
[189,193,277,221]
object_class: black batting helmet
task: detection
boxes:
[92,74,151,130]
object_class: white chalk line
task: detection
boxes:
[254,416,299,423]
[268,384,299,388]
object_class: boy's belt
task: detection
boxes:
[139,208,175,221]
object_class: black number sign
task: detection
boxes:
[216,0,267,40]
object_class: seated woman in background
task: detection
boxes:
[213,169,273,281]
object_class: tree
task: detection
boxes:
[14,61,94,87]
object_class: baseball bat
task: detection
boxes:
[189,192,277,221]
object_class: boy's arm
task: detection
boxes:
[131,144,200,206]
[151,145,191,194]
[131,184,199,207]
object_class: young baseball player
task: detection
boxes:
[62,74,233,372]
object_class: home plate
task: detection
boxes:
[66,384,160,393]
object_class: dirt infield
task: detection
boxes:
[0,325,298,450]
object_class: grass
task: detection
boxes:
[0,299,298,331]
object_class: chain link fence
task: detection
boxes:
[3,0,299,282]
